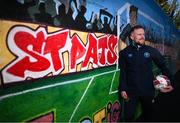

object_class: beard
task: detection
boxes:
[137,42,145,46]
[137,39,145,46]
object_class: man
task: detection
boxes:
[118,25,174,121]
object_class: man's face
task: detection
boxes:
[130,28,145,45]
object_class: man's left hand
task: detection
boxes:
[160,85,174,93]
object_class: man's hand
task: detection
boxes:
[160,85,174,93]
[121,91,128,100]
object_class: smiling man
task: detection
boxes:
[118,25,174,121]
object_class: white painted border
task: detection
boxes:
[0,69,119,101]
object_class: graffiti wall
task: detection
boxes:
[0,0,179,122]
[0,0,121,121]
[0,19,120,122]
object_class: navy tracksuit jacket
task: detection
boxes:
[118,43,172,97]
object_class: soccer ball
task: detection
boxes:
[153,75,170,90]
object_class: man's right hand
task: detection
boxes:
[121,91,128,100]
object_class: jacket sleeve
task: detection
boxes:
[118,51,127,92]
[152,48,175,87]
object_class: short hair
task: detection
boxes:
[129,25,144,35]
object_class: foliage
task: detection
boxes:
[156,0,180,29]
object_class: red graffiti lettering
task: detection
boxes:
[82,34,98,68]
[107,35,117,64]
[80,101,121,123]
[70,35,86,70]
[3,26,117,83]
[107,101,121,122]
[44,31,68,71]
[98,36,107,66]
[7,31,50,77]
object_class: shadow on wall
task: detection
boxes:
[0,0,118,34]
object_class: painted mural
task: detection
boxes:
[1,22,117,84]
[0,0,179,122]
